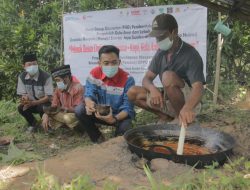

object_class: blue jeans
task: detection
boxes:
[75,103,132,142]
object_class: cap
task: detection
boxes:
[23,52,37,64]
[51,65,71,78]
[148,13,178,37]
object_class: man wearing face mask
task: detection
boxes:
[41,65,84,132]
[17,52,53,132]
[128,14,205,127]
[75,45,135,143]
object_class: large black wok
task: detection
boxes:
[124,124,235,168]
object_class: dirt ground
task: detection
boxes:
[1,136,192,190]
[1,104,249,190]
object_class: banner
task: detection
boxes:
[63,4,207,86]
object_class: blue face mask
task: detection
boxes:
[157,37,173,51]
[102,66,119,78]
[56,81,67,90]
[25,65,38,76]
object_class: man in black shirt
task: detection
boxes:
[128,13,205,126]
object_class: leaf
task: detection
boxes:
[245,161,250,170]
[0,141,41,164]
[143,164,158,190]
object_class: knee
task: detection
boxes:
[17,104,24,114]
[127,86,138,102]
[74,103,85,118]
[117,119,132,135]
[162,71,184,88]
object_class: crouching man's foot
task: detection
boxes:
[96,134,105,144]
[156,114,174,125]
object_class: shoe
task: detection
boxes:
[26,126,37,133]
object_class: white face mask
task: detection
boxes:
[25,65,38,76]
[56,81,67,90]
[157,37,173,51]
[102,66,119,78]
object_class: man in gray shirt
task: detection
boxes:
[128,14,205,126]
[17,52,53,132]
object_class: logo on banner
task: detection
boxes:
[150,9,155,14]
[159,8,164,13]
[167,7,173,13]
[175,8,181,13]
[131,9,141,16]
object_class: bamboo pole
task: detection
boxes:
[60,0,65,65]
[213,12,224,104]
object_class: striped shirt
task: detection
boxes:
[85,66,135,118]
[52,81,84,109]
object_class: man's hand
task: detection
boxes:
[95,107,115,124]
[149,87,164,109]
[85,98,96,115]
[179,106,195,127]
[20,95,29,105]
[42,113,49,132]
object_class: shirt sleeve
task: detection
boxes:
[147,50,162,75]
[186,50,206,85]
[118,76,135,119]
[44,76,54,96]
[72,84,84,107]
[16,76,26,95]
[84,75,98,102]
[51,89,61,107]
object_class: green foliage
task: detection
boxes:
[141,157,250,190]
[31,169,61,190]
[0,141,41,165]
[0,0,249,100]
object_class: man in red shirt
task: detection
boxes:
[42,65,84,131]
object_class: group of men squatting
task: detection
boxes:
[17,14,205,143]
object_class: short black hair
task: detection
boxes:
[23,52,37,64]
[98,45,120,59]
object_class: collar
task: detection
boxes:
[25,70,40,81]
[166,37,183,56]
[175,37,184,55]
[66,81,73,94]
[100,66,120,84]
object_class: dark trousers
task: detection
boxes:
[18,104,45,126]
[75,103,132,142]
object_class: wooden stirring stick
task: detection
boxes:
[177,122,186,155]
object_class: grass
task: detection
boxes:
[21,157,250,190]
[0,94,250,189]
[0,100,92,162]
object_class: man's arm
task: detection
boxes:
[64,84,84,113]
[179,81,204,126]
[142,70,157,91]
[29,95,50,106]
[142,71,164,108]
